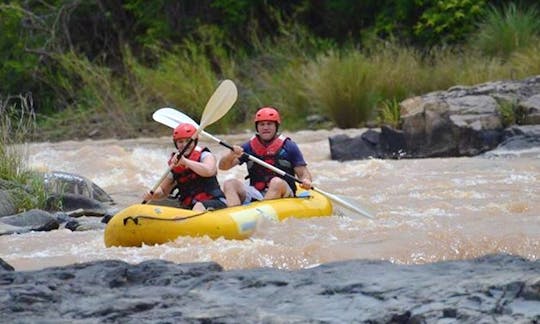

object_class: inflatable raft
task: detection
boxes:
[104,189,333,247]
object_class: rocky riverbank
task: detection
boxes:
[330,75,540,160]
[1,254,539,323]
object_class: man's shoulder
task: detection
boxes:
[283,138,299,149]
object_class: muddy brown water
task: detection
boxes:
[2,129,538,271]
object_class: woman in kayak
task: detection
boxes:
[143,123,227,211]
[218,107,312,206]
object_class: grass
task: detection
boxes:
[471,3,540,60]
[0,95,49,212]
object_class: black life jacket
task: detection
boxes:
[169,146,224,208]
[245,134,297,194]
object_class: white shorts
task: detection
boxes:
[243,185,264,205]
[242,183,293,205]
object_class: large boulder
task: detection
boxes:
[43,171,114,204]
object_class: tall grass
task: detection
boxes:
[305,50,378,128]
[37,51,149,140]
[128,25,239,134]
[0,95,48,211]
[509,43,540,77]
[471,3,540,59]
[235,22,334,130]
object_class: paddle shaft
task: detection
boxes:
[143,79,238,205]
[200,131,374,219]
[151,107,374,219]
[142,138,195,204]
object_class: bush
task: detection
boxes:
[471,3,540,59]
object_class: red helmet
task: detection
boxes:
[254,107,281,124]
[173,123,197,140]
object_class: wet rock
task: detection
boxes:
[64,217,106,232]
[0,189,17,217]
[329,131,381,161]
[0,209,59,235]
[43,171,114,204]
[0,258,14,271]
[0,254,538,323]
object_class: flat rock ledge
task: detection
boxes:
[1,254,538,323]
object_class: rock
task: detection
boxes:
[499,125,540,150]
[45,193,112,215]
[519,93,540,124]
[329,75,540,160]
[0,254,537,322]
[0,209,59,235]
[328,132,381,161]
[0,189,16,217]
[0,257,14,271]
[43,171,114,204]
[42,171,117,217]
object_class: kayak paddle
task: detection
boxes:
[152,107,374,219]
[143,80,238,204]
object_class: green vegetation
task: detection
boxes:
[0,1,539,140]
[472,3,540,59]
[0,96,48,212]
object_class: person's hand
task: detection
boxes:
[143,191,153,201]
[143,186,163,201]
[300,178,312,190]
[171,154,187,168]
[231,145,244,158]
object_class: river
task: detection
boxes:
[1,128,539,271]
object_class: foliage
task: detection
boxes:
[128,25,238,133]
[0,95,48,211]
[509,43,540,77]
[414,0,487,46]
[378,98,401,128]
[2,0,540,140]
[497,99,517,127]
[233,20,335,130]
[306,50,378,128]
[471,3,540,59]
[0,4,44,107]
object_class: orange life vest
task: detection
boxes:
[168,146,224,208]
[246,135,296,193]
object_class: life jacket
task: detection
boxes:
[245,134,297,194]
[168,146,224,208]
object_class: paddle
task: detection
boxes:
[143,79,238,204]
[153,108,374,219]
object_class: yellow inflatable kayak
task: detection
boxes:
[104,189,333,247]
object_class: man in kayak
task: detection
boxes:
[143,123,227,211]
[218,107,312,206]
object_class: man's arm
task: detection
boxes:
[218,145,243,170]
[294,165,312,189]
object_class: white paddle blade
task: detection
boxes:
[199,79,238,129]
[152,108,198,129]
[317,189,374,219]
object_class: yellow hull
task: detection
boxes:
[104,189,333,247]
